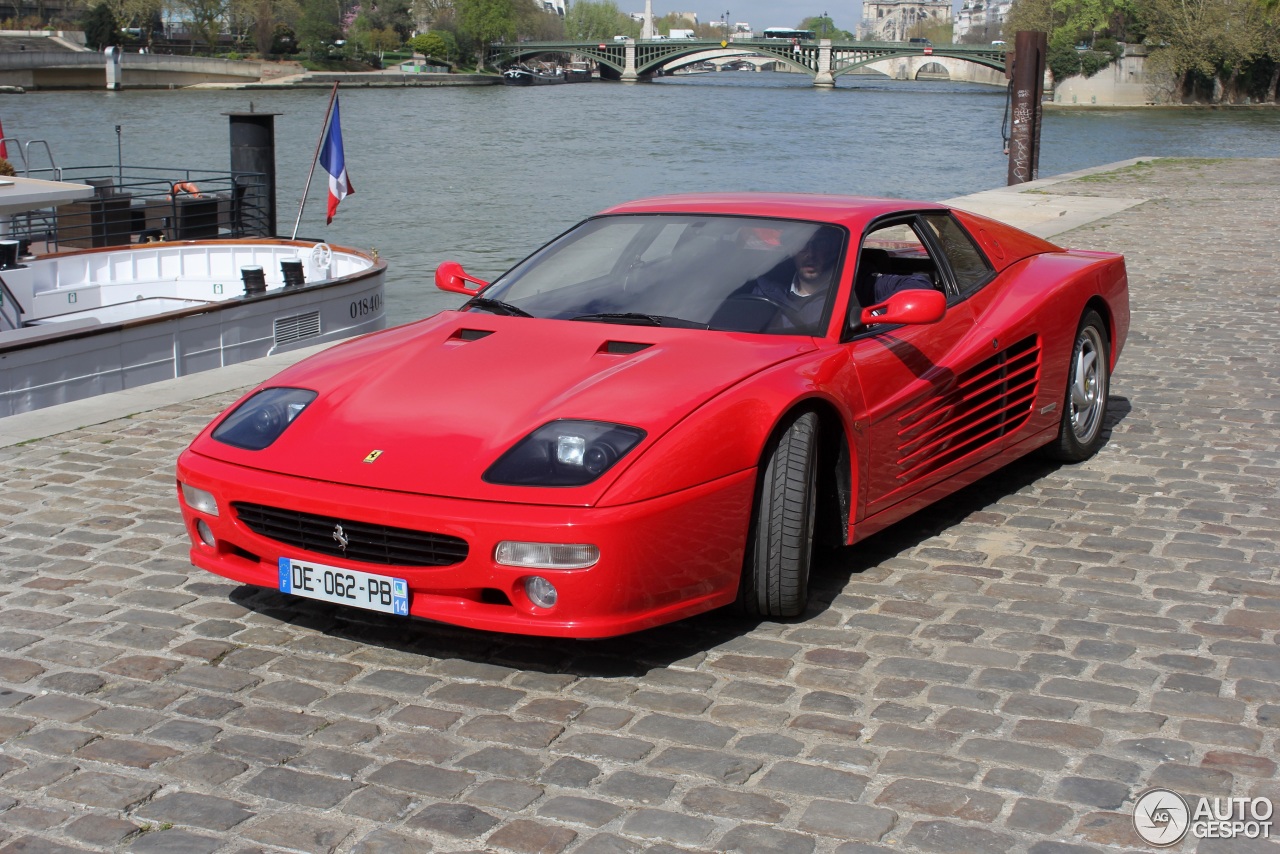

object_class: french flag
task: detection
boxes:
[318,97,354,225]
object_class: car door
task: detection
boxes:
[840,213,1016,520]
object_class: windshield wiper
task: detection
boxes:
[571,312,705,329]
[464,297,533,318]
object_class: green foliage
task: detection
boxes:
[271,22,298,54]
[515,0,564,39]
[655,11,694,34]
[457,0,516,43]
[798,15,853,40]
[171,0,230,52]
[295,0,340,58]
[410,29,458,63]
[563,0,636,41]
[83,2,119,49]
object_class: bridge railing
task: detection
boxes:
[8,165,270,253]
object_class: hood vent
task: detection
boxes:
[600,340,653,355]
[450,328,494,342]
[896,334,1041,483]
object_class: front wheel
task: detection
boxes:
[1045,310,1110,462]
[736,411,819,618]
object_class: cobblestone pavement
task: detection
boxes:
[1,158,1278,854]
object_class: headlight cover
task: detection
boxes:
[484,420,646,486]
[211,387,318,451]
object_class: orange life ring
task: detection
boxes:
[167,181,202,199]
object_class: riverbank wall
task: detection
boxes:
[1053,45,1153,107]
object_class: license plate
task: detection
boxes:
[278,557,409,616]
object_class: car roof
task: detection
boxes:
[599,193,948,229]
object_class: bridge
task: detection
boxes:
[488,38,1008,87]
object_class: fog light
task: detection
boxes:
[195,519,217,546]
[495,541,600,569]
[180,482,219,516]
[524,576,558,609]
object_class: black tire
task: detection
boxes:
[736,411,819,618]
[1045,310,1110,462]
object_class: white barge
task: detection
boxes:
[0,238,387,417]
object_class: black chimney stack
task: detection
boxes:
[225,110,282,237]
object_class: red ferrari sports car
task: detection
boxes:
[176,194,1128,638]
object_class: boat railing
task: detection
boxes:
[7,164,271,254]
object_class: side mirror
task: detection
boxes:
[435,260,489,295]
[860,288,947,326]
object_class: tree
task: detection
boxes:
[515,0,564,40]
[242,0,303,54]
[105,0,164,32]
[410,28,456,61]
[456,0,516,67]
[655,11,693,34]
[169,0,231,51]
[563,0,634,41]
[295,0,341,57]
[411,0,454,32]
[83,1,120,48]
[798,15,852,40]
[1142,0,1259,101]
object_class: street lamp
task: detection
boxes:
[822,11,828,38]
[724,10,730,42]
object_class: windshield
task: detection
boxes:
[474,214,846,335]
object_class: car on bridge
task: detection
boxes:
[177,194,1128,639]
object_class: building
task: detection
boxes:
[541,0,566,14]
[860,0,952,42]
[953,0,1012,41]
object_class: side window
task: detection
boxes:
[852,220,941,314]
[921,213,994,294]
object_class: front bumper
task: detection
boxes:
[176,450,755,638]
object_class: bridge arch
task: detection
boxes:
[487,40,1007,87]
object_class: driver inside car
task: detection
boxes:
[748,228,842,332]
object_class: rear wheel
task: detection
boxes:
[1045,310,1109,462]
[736,411,819,618]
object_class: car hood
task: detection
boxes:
[192,311,815,505]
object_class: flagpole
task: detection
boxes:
[291,81,341,240]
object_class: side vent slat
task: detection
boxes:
[895,335,1041,483]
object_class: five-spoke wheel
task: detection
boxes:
[1047,310,1110,461]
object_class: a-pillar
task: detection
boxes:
[621,40,638,82]
[813,39,834,87]
[104,46,121,90]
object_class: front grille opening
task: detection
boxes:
[232,502,469,567]
[479,588,512,606]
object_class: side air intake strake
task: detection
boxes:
[896,335,1041,482]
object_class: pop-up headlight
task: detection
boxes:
[484,420,645,486]
[212,387,318,451]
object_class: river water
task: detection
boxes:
[9,72,1280,322]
